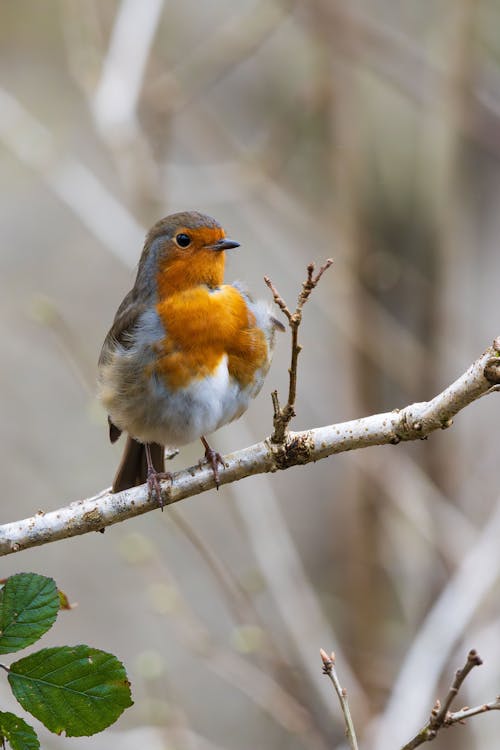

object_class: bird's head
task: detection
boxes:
[139,211,240,298]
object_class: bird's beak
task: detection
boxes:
[208,238,240,251]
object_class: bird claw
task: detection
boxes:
[147,469,172,510]
[202,445,226,489]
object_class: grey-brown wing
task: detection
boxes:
[99,289,147,444]
[98,288,146,366]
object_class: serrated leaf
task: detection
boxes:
[0,574,59,654]
[8,645,133,737]
[0,579,73,611]
[0,710,39,750]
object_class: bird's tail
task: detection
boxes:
[112,436,165,493]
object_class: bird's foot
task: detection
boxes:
[200,437,226,489]
[147,469,172,510]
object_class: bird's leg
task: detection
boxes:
[145,443,171,510]
[200,436,225,489]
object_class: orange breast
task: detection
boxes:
[153,286,268,389]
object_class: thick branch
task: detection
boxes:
[0,340,498,556]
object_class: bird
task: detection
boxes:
[98,210,284,504]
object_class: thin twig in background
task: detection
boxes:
[265,259,333,442]
[320,649,359,750]
[400,650,500,749]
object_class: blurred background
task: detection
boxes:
[1,1,500,748]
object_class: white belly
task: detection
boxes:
[100,351,256,447]
[142,354,252,445]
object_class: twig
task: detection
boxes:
[400,650,488,749]
[320,649,358,750]
[446,697,500,724]
[431,649,483,727]
[265,259,333,442]
[0,340,498,556]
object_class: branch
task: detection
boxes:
[446,697,500,724]
[320,649,358,750]
[401,650,500,749]
[0,339,499,556]
[264,259,333,442]
[430,649,483,728]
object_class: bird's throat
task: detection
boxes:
[156,250,225,298]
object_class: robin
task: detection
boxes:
[98,210,284,503]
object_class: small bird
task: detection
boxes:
[98,210,284,503]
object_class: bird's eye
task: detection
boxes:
[175,233,191,248]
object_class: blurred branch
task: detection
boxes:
[169,506,268,632]
[0,87,144,265]
[147,0,293,113]
[0,339,499,555]
[92,0,163,131]
[354,450,477,568]
[400,650,500,749]
[123,535,329,749]
[320,649,358,750]
[87,0,164,204]
[171,495,362,727]
[309,1,500,157]
[229,424,369,722]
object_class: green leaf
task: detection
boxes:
[8,645,133,737]
[0,579,73,612]
[0,710,39,750]
[0,574,59,654]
